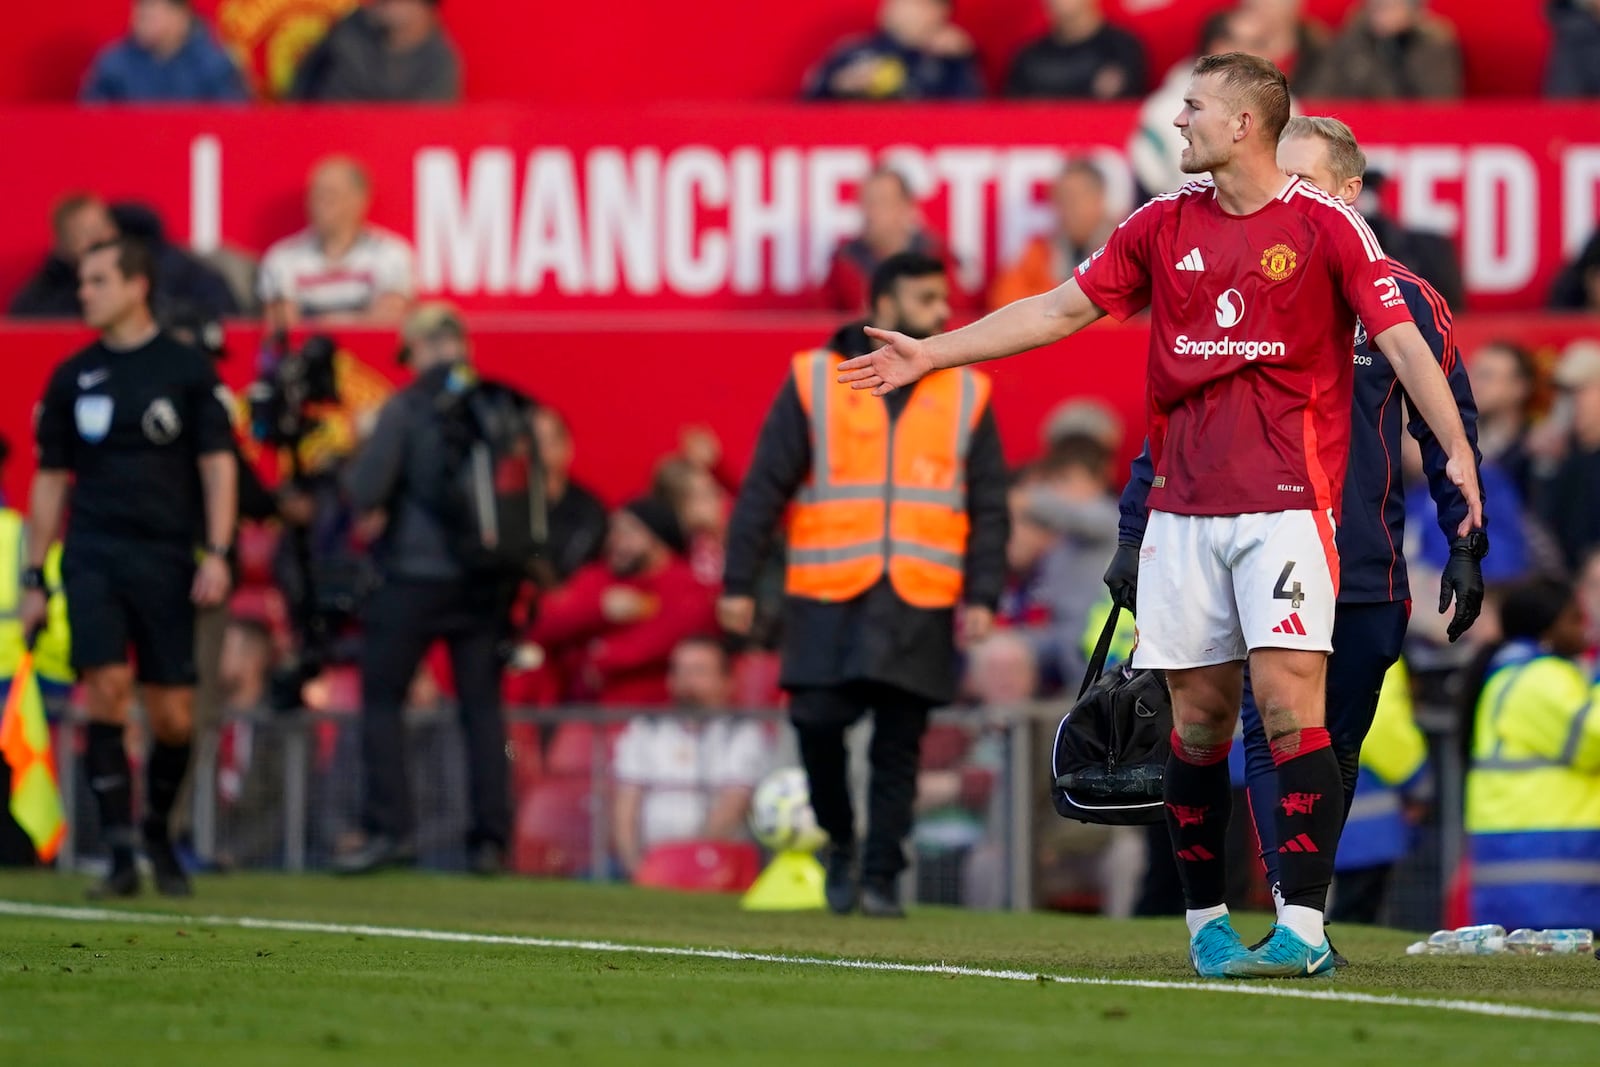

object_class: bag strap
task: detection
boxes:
[1077,603,1123,700]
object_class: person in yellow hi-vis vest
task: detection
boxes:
[0,503,73,865]
[1331,658,1428,924]
[1466,578,1600,930]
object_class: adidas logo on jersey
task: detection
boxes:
[1175,248,1205,271]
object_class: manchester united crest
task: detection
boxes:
[1260,243,1298,282]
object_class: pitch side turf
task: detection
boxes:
[0,872,1597,1066]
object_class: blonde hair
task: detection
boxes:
[1282,116,1368,184]
[1193,52,1291,141]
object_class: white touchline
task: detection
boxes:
[3,900,1598,1027]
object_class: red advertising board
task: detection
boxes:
[0,313,1594,513]
[1,104,1598,317]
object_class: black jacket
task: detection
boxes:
[724,369,1009,704]
[8,255,81,318]
[345,362,465,581]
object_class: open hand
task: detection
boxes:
[836,328,935,396]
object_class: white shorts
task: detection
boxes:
[1131,509,1339,670]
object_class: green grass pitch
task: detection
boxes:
[1,871,1597,1066]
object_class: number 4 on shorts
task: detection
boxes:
[1274,562,1305,609]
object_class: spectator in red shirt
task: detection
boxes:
[821,167,962,313]
[530,498,717,706]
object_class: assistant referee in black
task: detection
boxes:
[20,237,237,899]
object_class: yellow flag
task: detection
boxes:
[0,652,66,862]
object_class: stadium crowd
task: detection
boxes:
[1,0,1599,932]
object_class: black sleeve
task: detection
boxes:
[1002,49,1033,98]
[189,355,235,456]
[1117,31,1148,97]
[961,405,1009,610]
[723,374,811,597]
[287,32,333,101]
[344,396,411,513]
[35,363,76,471]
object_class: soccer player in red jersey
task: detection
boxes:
[837,53,1483,978]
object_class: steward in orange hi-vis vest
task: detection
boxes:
[786,349,992,609]
[719,251,1010,914]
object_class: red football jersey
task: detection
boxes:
[1075,177,1414,519]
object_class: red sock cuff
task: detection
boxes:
[1270,725,1332,767]
[1171,729,1232,767]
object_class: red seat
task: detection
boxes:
[545,721,624,778]
[236,523,280,587]
[634,840,762,894]
[512,777,600,878]
[731,651,783,708]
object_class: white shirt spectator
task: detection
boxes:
[613,716,771,851]
[258,225,414,320]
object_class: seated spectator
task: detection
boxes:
[111,201,240,320]
[1531,341,1600,570]
[259,156,415,330]
[81,0,247,103]
[821,167,957,312]
[1002,438,1120,689]
[1298,0,1462,99]
[1004,0,1146,100]
[1128,10,1267,196]
[1240,0,1327,92]
[803,0,982,101]
[653,455,728,590]
[1468,341,1538,498]
[1357,172,1463,309]
[8,194,117,318]
[611,637,770,878]
[529,498,717,706]
[532,406,609,584]
[289,0,460,102]
[1550,230,1600,311]
[1546,0,1600,98]
[1040,397,1124,456]
[989,160,1115,309]
[1465,579,1600,930]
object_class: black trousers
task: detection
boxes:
[789,681,932,885]
[359,577,511,849]
[1329,864,1393,925]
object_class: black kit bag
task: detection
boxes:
[433,373,549,580]
[1050,604,1173,825]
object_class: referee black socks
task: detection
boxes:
[1270,725,1344,913]
[144,741,193,839]
[1164,729,1233,911]
[84,722,135,867]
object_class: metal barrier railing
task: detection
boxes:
[40,695,1464,927]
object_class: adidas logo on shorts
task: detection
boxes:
[1270,613,1308,636]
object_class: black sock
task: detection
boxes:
[1164,730,1233,910]
[84,723,135,866]
[1272,727,1344,911]
[144,742,192,839]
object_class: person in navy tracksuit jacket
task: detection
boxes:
[1111,256,1485,922]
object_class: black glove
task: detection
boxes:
[1440,529,1488,643]
[1103,542,1141,612]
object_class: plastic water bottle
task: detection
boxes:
[1425,929,1460,954]
[1504,929,1538,955]
[1455,924,1508,954]
[1532,930,1594,955]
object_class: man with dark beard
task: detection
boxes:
[720,251,1009,917]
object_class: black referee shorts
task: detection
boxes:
[62,536,198,686]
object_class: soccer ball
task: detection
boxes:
[748,767,827,853]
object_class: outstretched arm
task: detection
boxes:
[836,279,1107,396]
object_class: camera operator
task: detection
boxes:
[336,303,520,876]
[23,237,237,899]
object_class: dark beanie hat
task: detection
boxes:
[623,496,687,555]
